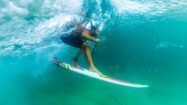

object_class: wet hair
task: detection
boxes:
[90,21,99,31]
[90,26,98,37]
[90,22,99,37]
[91,26,98,31]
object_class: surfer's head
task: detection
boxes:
[90,26,99,37]
[90,22,100,37]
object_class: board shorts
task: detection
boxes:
[60,34,84,48]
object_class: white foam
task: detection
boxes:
[33,14,81,39]
[111,0,152,13]
[16,0,33,7]
[110,0,183,15]
[0,14,81,56]
[41,0,82,15]
[1,1,28,17]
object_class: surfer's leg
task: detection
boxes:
[81,43,94,67]
[72,48,83,67]
[82,43,105,76]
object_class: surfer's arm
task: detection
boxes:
[82,30,100,43]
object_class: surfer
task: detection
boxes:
[60,23,105,77]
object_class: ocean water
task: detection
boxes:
[0,0,187,105]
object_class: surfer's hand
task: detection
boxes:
[94,38,100,43]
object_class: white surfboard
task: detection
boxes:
[53,59,149,88]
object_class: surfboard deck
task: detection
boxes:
[53,59,149,88]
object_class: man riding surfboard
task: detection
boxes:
[60,22,105,77]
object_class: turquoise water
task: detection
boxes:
[0,0,187,105]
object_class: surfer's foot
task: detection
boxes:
[71,60,83,70]
[89,66,107,78]
[72,60,79,67]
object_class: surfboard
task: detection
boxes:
[53,59,149,88]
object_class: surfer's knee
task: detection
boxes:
[81,42,89,49]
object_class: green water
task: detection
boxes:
[0,0,187,105]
